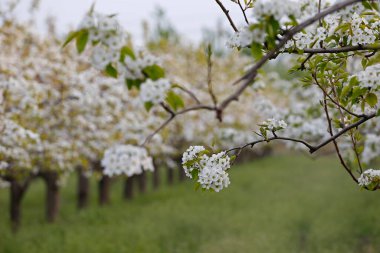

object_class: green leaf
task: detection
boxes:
[251,42,263,60]
[334,23,350,33]
[76,30,89,54]
[62,30,81,48]
[184,160,196,168]
[120,46,136,62]
[198,150,211,156]
[357,145,364,154]
[362,0,373,10]
[126,79,143,90]
[362,57,369,69]
[143,65,165,80]
[191,169,199,180]
[351,87,365,101]
[366,93,378,107]
[165,90,184,111]
[230,155,237,163]
[260,127,267,140]
[105,63,118,78]
[144,101,154,112]
[340,85,351,100]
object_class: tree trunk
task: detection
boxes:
[137,172,147,193]
[153,163,160,189]
[176,156,185,182]
[98,176,111,206]
[123,176,134,200]
[43,172,60,223]
[167,167,174,185]
[178,167,186,181]
[77,169,90,209]
[10,181,24,232]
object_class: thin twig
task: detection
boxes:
[174,85,202,104]
[142,114,175,146]
[299,53,314,70]
[312,73,363,118]
[237,0,249,24]
[142,104,216,145]
[226,112,376,157]
[323,95,358,184]
[350,132,364,174]
[312,113,376,152]
[291,44,380,54]
[318,0,323,26]
[214,0,239,32]
[206,45,218,107]
[226,136,315,153]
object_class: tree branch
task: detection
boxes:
[289,44,380,54]
[226,136,315,154]
[214,0,239,32]
[237,0,249,24]
[312,72,364,118]
[219,0,371,115]
[174,85,202,104]
[311,113,376,153]
[142,104,216,146]
[226,112,376,161]
[144,0,375,145]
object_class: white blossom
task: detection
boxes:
[358,169,380,187]
[101,145,154,177]
[139,79,171,105]
[354,64,380,89]
[261,118,288,131]
[182,146,231,192]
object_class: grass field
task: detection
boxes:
[0,155,379,253]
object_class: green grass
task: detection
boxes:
[0,155,379,253]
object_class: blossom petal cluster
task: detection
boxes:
[78,12,126,69]
[354,64,380,89]
[182,145,206,177]
[260,118,287,132]
[72,11,173,110]
[182,146,231,192]
[227,26,266,48]
[285,3,380,50]
[139,79,171,105]
[252,0,300,22]
[358,169,380,188]
[362,134,380,164]
[101,145,154,177]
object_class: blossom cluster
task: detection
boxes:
[252,0,300,22]
[228,0,380,51]
[228,0,300,48]
[285,3,380,50]
[227,26,266,48]
[353,64,380,90]
[182,145,206,177]
[78,12,126,69]
[139,78,171,105]
[358,169,380,188]
[260,118,287,132]
[362,134,380,164]
[182,146,231,192]
[73,11,174,110]
[101,145,154,177]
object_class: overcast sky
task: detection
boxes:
[13,0,244,42]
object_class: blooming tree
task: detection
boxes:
[64,0,380,193]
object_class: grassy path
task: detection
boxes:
[0,155,379,253]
